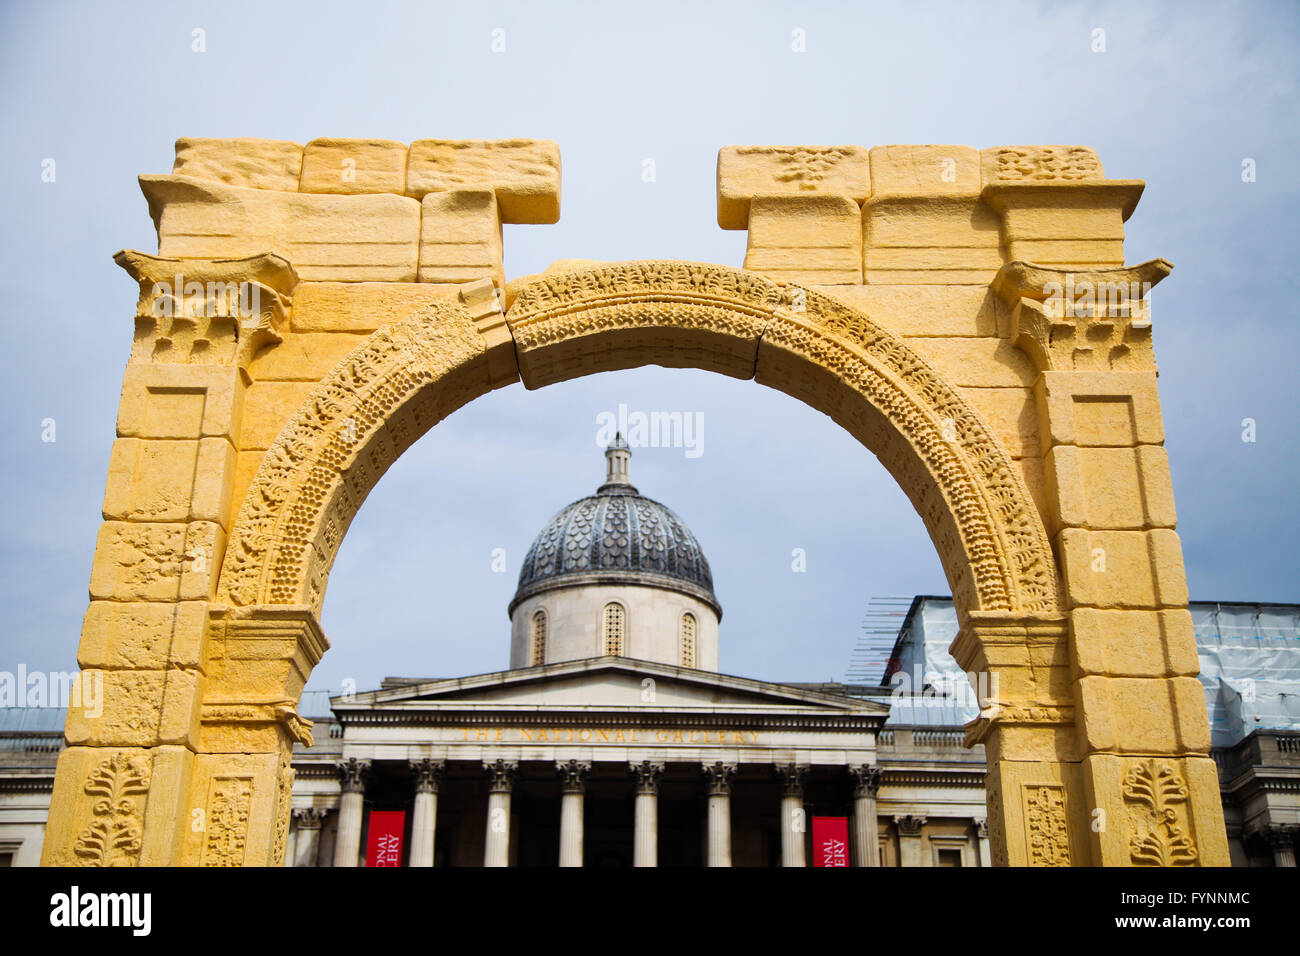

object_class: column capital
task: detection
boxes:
[484,759,518,793]
[775,763,807,798]
[411,758,446,794]
[894,814,927,837]
[703,761,736,796]
[292,807,328,829]
[557,760,591,793]
[335,757,370,794]
[974,818,990,839]
[631,760,665,794]
[850,764,882,798]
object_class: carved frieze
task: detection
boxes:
[73,753,150,866]
[1122,759,1198,866]
[1023,784,1071,866]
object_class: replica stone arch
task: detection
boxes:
[43,137,1229,866]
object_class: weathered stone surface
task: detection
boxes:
[79,601,209,671]
[717,145,869,229]
[102,437,234,525]
[88,520,223,602]
[246,331,371,382]
[299,138,408,195]
[142,175,421,282]
[1073,676,1210,754]
[64,668,203,748]
[869,145,981,197]
[172,137,304,192]
[406,138,561,224]
[418,189,504,285]
[290,280,463,332]
[743,195,861,284]
[1070,608,1200,679]
[1045,444,1176,531]
[1058,528,1189,609]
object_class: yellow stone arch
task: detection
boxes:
[218,261,1059,619]
[41,137,1230,868]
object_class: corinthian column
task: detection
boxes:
[483,760,517,867]
[557,760,590,867]
[775,763,807,867]
[850,765,882,867]
[332,758,370,868]
[703,762,736,867]
[409,759,445,868]
[292,807,327,867]
[631,761,664,867]
[895,814,927,868]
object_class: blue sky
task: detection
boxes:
[1,0,1296,695]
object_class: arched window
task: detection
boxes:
[531,609,547,666]
[603,602,625,656]
[681,612,697,668]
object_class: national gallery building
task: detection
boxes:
[2,441,1297,867]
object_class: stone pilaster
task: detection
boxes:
[895,814,927,868]
[292,807,327,867]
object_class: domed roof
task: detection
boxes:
[510,437,720,616]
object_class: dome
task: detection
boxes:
[510,437,721,617]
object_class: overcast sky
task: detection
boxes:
[1,0,1296,698]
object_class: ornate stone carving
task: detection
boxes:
[702,762,736,796]
[204,776,253,867]
[484,759,518,793]
[113,250,296,367]
[974,818,989,839]
[335,758,370,794]
[631,760,665,794]
[73,753,150,866]
[894,814,927,837]
[990,147,1103,182]
[410,758,446,794]
[775,763,807,798]
[271,756,294,867]
[850,764,883,798]
[1024,785,1071,866]
[1122,759,1198,866]
[739,145,858,190]
[992,259,1173,372]
[557,760,591,793]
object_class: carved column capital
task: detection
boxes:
[631,760,665,794]
[484,759,518,794]
[703,762,737,796]
[850,764,882,798]
[894,814,927,837]
[974,818,989,839]
[292,807,328,830]
[557,760,591,793]
[775,763,807,798]
[335,758,370,794]
[411,758,446,794]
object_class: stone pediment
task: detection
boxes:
[332,657,888,719]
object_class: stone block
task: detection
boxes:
[717,145,869,229]
[813,285,999,337]
[102,437,234,525]
[290,280,463,332]
[1069,607,1200,679]
[418,189,504,285]
[743,195,862,284]
[172,137,304,192]
[64,667,203,748]
[902,337,1037,388]
[1045,444,1176,531]
[117,365,245,440]
[862,195,1002,285]
[180,752,285,865]
[1058,528,1188,609]
[88,521,223,602]
[959,386,1040,459]
[239,382,319,450]
[869,145,981,197]
[1073,676,1210,754]
[246,331,370,382]
[79,600,210,671]
[406,138,561,224]
[299,137,408,194]
[1034,371,1165,448]
[980,146,1105,185]
[143,174,421,282]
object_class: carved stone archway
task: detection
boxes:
[42,137,1229,868]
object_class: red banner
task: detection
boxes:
[812,816,850,867]
[366,810,406,867]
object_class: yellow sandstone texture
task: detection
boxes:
[42,138,1226,867]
